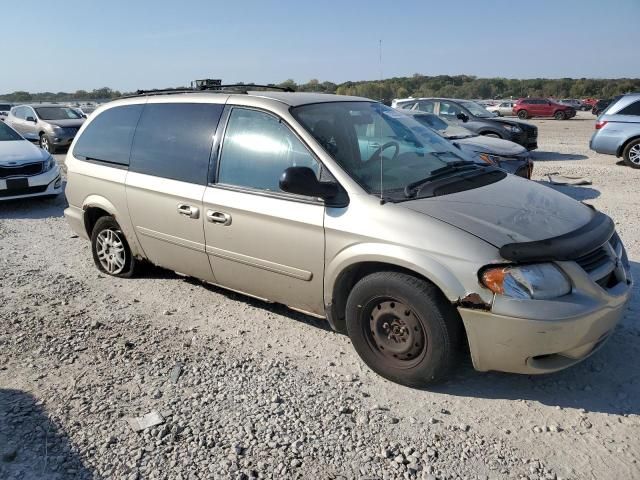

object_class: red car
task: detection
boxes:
[512,98,577,120]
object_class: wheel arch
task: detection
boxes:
[616,135,640,158]
[324,248,468,333]
[82,195,119,235]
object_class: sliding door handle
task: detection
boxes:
[206,210,232,226]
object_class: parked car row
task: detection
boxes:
[392,97,538,150]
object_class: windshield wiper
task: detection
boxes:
[403,160,480,198]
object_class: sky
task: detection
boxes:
[2,0,639,93]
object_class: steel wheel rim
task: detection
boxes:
[629,144,640,165]
[96,229,126,274]
[365,299,427,369]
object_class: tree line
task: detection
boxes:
[2,75,639,103]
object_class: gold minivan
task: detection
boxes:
[64,88,632,387]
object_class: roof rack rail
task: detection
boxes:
[125,84,295,98]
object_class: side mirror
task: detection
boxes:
[279,166,338,199]
[26,116,36,122]
[456,112,469,122]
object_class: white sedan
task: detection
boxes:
[0,121,62,200]
[486,101,516,117]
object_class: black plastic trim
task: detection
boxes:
[499,211,615,262]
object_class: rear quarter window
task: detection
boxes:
[617,100,640,116]
[129,103,223,185]
[73,105,143,165]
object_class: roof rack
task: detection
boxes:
[125,84,295,98]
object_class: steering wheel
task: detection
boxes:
[363,141,400,166]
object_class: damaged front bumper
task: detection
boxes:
[458,260,632,374]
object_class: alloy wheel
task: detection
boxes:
[40,136,50,152]
[95,229,127,274]
[629,144,640,166]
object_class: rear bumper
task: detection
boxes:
[64,204,89,240]
[589,130,622,156]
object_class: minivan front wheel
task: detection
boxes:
[623,139,640,169]
[345,272,461,387]
[91,216,138,277]
[554,111,566,120]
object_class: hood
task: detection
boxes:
[45,118,85,128]
[0,139,49,165]
[403,174,593,247]
[455,135,527,157]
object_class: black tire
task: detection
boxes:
[622,139,640,169]
[90,216,138,278]
[554,110,566,120]
[39,133,55,154]
[517,110,528,119]
[345,272,462,387]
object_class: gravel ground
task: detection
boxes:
[1,110,639,480]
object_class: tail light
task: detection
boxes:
[595,120,608,130]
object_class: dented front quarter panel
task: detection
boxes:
[324,192,499,307]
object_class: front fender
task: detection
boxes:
[324,242,475,307]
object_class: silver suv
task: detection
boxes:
[64,89,632,387]
[6,104,85,153]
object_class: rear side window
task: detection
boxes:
[129,103,223,184]
[73,105,143,165]
[617,100,640,116]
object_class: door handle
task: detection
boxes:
[206,210,232,226]
[177,204,199,219]
[369,143,381,149]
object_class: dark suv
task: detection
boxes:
[394,97,538,150]
[513,98,576,120]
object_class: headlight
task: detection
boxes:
[477,153,500,165]
[480,263,571,300]
[52,125,63,133]
[502,124,522,134]
[43,155,56,172]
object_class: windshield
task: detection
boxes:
[35,107,82,120]
[0,121,23,141]
[460,101,494,118]
[291,102,478,200]
[411,113,476,139]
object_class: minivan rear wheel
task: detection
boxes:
[345,272,461,387]
[517,110,528,119]
[91,216,138,277]
[554,111,566,120]
[623,139,640,169]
